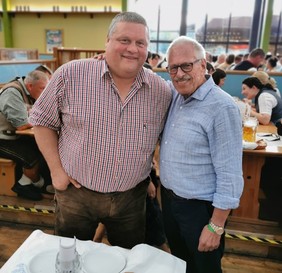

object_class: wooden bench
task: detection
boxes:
[0,158,17,196]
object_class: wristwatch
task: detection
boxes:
[208,221,225,235]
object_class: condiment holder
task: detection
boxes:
[55,237,81,273]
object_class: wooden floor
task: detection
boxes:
[0,195,282,273]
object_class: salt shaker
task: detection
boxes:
[55,237,81,273]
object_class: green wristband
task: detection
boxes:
[207,223,215,233]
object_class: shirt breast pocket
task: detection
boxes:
[138,120,160,153]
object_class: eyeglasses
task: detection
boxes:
[166,59,201,75]
[257,133,280,141]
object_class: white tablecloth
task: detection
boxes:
[0,230,186,273]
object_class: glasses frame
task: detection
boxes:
[166,59,201,75]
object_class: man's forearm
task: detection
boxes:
[33,125,63,173]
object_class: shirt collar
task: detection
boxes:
[185,74,214,102]
[17,77,31,96]
[101,60,150,88]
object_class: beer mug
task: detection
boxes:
[243,117,258,142]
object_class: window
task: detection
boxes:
[269,0,282,55]
[127,0,281,57]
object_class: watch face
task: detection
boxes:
[215,227,224,235]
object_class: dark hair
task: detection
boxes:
[212,68,226,85]
[249,48,265,58]
[151,53,160,60]
[206,62,215,73]
[234,54,243,63]
[242,77,264,89]
[146,51,152,63]
[267,57,278,68]
[225,54,235,65]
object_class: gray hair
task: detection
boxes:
[24,70,49,84]
[166,36,206,63]
[108,11,149,41]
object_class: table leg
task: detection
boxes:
[232,154,265,219]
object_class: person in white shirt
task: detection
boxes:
[241,76,282,135]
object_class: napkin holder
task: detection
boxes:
[55,237,81,273]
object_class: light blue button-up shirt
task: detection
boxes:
[160,76,243,209]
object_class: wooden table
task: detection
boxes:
[232,124,282,219]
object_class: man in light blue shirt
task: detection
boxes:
[160,36,243,273]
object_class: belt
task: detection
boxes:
[162,186,188,201]
[83,176,151,195]
[162,186,213,207]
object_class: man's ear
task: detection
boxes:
[25,82,33,92]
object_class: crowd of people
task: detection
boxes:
[206,48,282,73]
[1,10,282,273]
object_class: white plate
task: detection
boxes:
[27,249,57,273]
[81,248,126,273]
[242,141,257,150]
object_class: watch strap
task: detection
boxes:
[207,223,215,233]
[209,220,224,235]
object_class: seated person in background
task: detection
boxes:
[144,51,153,70]
[212,68,226,88]
[0,70,50,200]
[157,57,168,68]
[241,76,282,134]
[265,56,279,72]
[228,54,243,70]
[213,53,226,68]
[252,70,281,97]
[234,48,265,71]
[149,52,161,68]
[217,53,235,70]
[206,61,215,74]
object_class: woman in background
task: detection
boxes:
[252,70,281,97]
[212,68,226,87]
[241,76,282,134]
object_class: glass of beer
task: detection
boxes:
[243,117,258,142]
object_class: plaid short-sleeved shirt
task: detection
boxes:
[30,59,172,192]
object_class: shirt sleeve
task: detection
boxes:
[0,88,29,128]
[258,93,277,115]
[209,103,244,209]
[29,69,63,130]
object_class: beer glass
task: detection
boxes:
[243,117,258,142]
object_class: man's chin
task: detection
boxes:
[124,64,141,73]
[175,82,189,90]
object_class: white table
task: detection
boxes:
[0,230,186,273]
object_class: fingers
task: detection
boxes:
[198,226,220,252]
[199,246,218,252]
[69,177,82,188]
